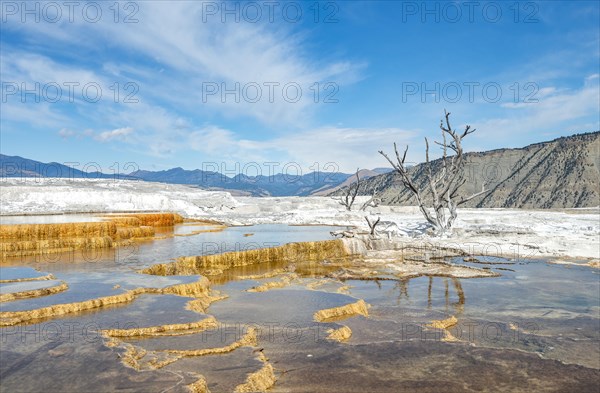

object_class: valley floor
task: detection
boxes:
[1,178,598,260]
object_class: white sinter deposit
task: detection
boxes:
[1,178,598,260]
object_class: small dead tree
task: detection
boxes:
[378,111,488,235]
[359,190,380,211]
[365,216,381,236]
[337,169,360,211]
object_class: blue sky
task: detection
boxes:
[1,1,598,175]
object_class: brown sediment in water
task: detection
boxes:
[142,240,351,276]
[0,222,117,240]
[326,325,353,342]
[235,335,277,392]
[305,279,350,294]
[153,278,211,297]
[163,327,258,357]
[0,281,68,302]
[186,292,229,314]
[112,326,269,392]
[462,256,515,265]
[427,316,458,329]
[0,277,211,326]
[426,316,460,342]
[174,226,227,237]
[112,339,182,371]
[236,269,287,280]
[0,290,137,326]
[107,324,271,388]
[0,273,55,283]
[187,376,211,393]
[441,330,460,342]
[234,346,277,393]
[234,363,276,393]
[114,226,155,240]
[314,299,370,322]
[105,216,142,227]
[105,213,184,227]
[201,269,224,276]
[120,342,149,370]
[106,325,259,375]
[247,275,296,293]
[102,316,218,338]
[0,213,188,259]
[0,236,114,258]
[306,279,330,290]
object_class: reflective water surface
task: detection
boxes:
[1,220,598,392]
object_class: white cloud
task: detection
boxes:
[182,125,418,172]
[57,128,74,138]
[3,2,364,127]
[95,127,134,142]
[470,75,599,150]
[480,75,599,131]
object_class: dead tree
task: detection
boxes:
[337,169,360,211]
[378,111,488,235]
[365,216,381,236]
[359,190,380,211]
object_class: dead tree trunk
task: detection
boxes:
[378,111,488,235]
[360,190,380,211]
[365,216,381,236]
[337,169,360,211]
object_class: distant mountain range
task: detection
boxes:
[0,154,389,196]
[129,167,357,196]
[4,131,597,207]
[331,131,600,208]
[0,155,136,180]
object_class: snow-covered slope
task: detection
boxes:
[0,178,238,216]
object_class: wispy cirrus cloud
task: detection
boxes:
[2,2,364,129]
[475,74,599,139]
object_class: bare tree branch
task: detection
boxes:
[365,216,381,236]
[337,168,361,211]
[360,190,380,211]
[456,183,488,206]
[379,111,490,235]
[379,144,438,227]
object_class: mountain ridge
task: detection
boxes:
[0,154,359,196]
[331,131,600,208]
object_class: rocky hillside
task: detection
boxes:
[331,132,600,208]
[310,169,381,196]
